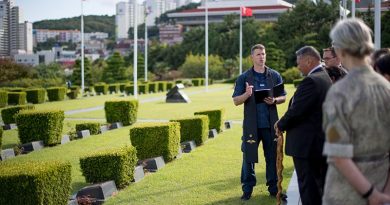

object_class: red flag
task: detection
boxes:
[355,0,360,2]
[241,7,253,17]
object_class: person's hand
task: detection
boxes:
[368,189,390,205]
[264,97,275,105]
[245,82,254,98]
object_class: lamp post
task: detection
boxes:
[205,0,209,92]
[133,0,138,99]
[144,7,148,82]
[81,0,85,94]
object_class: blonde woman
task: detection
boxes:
[322,18,390,205]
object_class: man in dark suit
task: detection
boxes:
[275,46,332,205]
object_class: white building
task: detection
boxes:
[34,29,108,43]
[115,1,145,40]
[0,0,11,56]
[144,0,166,26]
[18,21,33,53]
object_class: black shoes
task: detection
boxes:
[240,192,252,201]
[270,193,288,202]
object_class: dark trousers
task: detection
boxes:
[241,128,277,194]
[293,157,327,205]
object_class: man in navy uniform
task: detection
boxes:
[232,44,287,201]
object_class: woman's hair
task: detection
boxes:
[372,48,390,64]
[325,66,347,82]
[374,54,390,76]
[330,18,374,58]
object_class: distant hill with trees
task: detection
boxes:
[33,15,115,38]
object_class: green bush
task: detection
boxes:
[282,67,302,83]
[6,87,24,92]
[138,83,149,94]
[76,122,101,135]
[69,86,80,91]
[94,83,108,95]
[0,90,8,108]
[175,80,183,84]
[25,88,46,104]
[0,127,3,149]
[148,82,157,93]
[7,92,26,105]
[293,78,304,87]
[157,81,167,92]
[119,83,127,93]
[46,87,66,101]
[170,115,209,145]
[222,75,238,84]
[80,146,137,189]
[166,82,174,90]
[1,105,34,124]
[108,84,120,94]
[15,110,64,145]
[104,100,138,126]
[124,85,134,95]
[194,108,225,133]
[130,122,180,162]
[0,161,71,205]
[66,90,78,99]
[192,78,202,86]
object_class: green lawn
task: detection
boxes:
[0,83,296,205]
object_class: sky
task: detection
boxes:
[15,0,200,23]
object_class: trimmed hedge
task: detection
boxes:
[15,110,64,145]
[108,84,120,94]
[192,78,202,86]
[47,87,66,102]
[0,127,3,149]
[170,115,209,145]
[26,88,46,104]
[148,82,157,93]
[0,90,8,108]
[105,100,138,126]
[94,83,108,95]
[138,84,149,94]
[0,161,71,205]
[7,92,26,105]
[76,122,101,135]
[1,105,34,124]
[124,85,134,95]
[7,87,24,92]
[293,78,304,87]
[80,146,137,189]
[166,82,174,90]
[119,83,127,93]
[194,108,225,133]
[157,81,167,92]
[130,122,180,162]
[66,90,78,99]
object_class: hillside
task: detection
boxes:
[33,15,115,38]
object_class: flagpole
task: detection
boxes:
[239,6,242,75]
[133,0,138,99]
[374,0,381,49]
[352,0,355,18]
[205,0,209,92]
[343,0,347,18]
[81,0,85,94]
[144,11,148,82]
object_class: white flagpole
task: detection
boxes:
[205,0,209,92]
[343,0,347,18]
[81,0,85,94]
[144,11,148,82]
[133,0,138,98]
[374,0,381,49]
[239,6,242,75]
[352,0,355,18]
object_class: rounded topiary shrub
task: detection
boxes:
[170,115,209,145]
[46,87,66,102]
[1,105,34,124]
[7,92,26,105]
[15,110,65,145]
[76,122,101,135]
[104,100,138,126]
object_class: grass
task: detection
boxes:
[0,83,296,205]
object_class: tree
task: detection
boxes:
[0,60,35,86]
[179,53,225,79]
[265,42,286,73]
[103,52,127,83]
[35,63,65,79]
[71,58,92,86]
[91,59,106,84]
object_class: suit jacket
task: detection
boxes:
[278,67,332,158]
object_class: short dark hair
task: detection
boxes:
[372,48,390,64]
[251,44,265,55]
[374,54,390,76]
[296,46,321,61]
[323,47,337,57]
[325,66,347,82]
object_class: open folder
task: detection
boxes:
[254,83,284,104]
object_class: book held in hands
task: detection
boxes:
[254,83,284,104]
